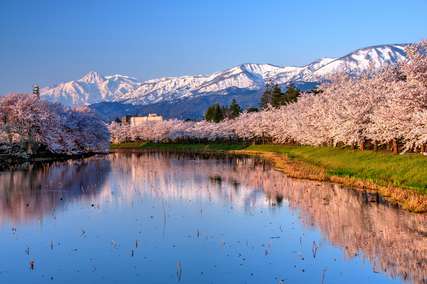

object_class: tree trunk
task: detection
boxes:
[373,141,378,151]
[359,140,365,151]
[392,139,399,155]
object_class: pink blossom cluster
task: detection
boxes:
[0,94,110,154]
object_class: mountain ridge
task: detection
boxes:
[40,43,410,107]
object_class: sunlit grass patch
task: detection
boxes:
[110,142,148,149]
[246,144,427,194]
[111,142,246,152]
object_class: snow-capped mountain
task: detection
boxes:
[41,71,140,106]
[40,43,409,107]
[312,44,408,79]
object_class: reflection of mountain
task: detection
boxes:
[103,152,274,210]
[0,157,111,225]
[105,152,426,284]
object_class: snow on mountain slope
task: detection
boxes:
[41,71,140,106]
[313,44,408,78]
[121,75,210,104]
[40,43,409,107]
[121,63,314,105]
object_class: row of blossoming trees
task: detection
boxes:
[0,94,110,156]
[110,41,427,154]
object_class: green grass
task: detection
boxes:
[110,142,149,149]
[110,142,427,194]
[246,144,427,194]
[111,142,246,152]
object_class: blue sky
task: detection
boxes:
[0,0,426,94]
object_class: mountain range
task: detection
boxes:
[40,43,408,120]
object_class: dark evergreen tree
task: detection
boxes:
[260,83,273,109]
[306,87,323,95]
[261,82,301,108]
[205,105,215,122]
[271,84,284,107]
[246,107,259,113]
[282,84,300,105]
[228,99,241,119]
[205,100,242,122]
[213,104,225,122]
[205,103,224,123]
[221,105,229,119]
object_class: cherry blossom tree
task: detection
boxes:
[0,93,110,155]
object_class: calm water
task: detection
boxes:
[0,152,426,284]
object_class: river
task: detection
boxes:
[0,151,425,283]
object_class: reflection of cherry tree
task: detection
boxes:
[101,152,272,210]
[110,41,427,153]
[104,152,426,284]
[0,157,111,225]
[264,181,427,284]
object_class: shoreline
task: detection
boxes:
[0,152,101,170]
[233,150,427,213]
[111,142,427,213]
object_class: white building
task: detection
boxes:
[122,114,163,126]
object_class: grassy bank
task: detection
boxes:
[110,142,149,150]
[111,142,427,212]
[111,142,247,152]
[245,145,427,193]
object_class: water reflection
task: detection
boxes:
[104,152,273,210]
[107,152,427,284]
[0,152,425,283]
[0,157,110,225]
[264,180,427,284]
